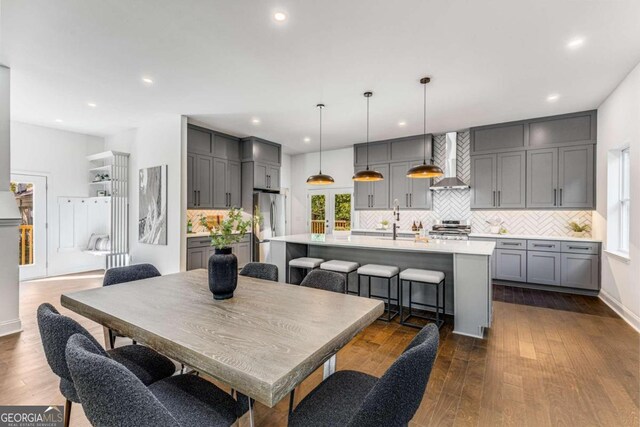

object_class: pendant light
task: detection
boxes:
[407,77,444,179]
[306,103,335,185]
[353,91,384,182]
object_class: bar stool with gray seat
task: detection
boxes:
[319,260,359,294]
[288,257,324,284]
[399,268,446,329]
[357,264,400,321]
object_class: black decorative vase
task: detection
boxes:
[208,247,238,300]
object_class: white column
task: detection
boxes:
[0,65,23,337]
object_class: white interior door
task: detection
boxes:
[11,174,48,280]
[307,189,353,235]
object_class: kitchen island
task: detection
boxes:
[268,233,496,339]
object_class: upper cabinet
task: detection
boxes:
[241,137,281,166]
[470,151,526,209]
[353,135,433,210]
[470,110,596,210]
[187,124,242,209]
[471,110,596,154]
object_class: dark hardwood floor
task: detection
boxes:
[0,273,637,426]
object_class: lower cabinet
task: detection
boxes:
[560,253,599,290]
[495,249,527,282]
[187,234,251,271]
[527,251,561,286]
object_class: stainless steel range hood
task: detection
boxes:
[430,132,470,190]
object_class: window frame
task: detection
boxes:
[619,147,630,254]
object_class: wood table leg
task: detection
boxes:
[102,326,111,348]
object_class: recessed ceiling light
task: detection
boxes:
[547,93,560,102]
[252,118,261,124]
[398,121,407,127]
[566,37,585,50]
[87,102,97,108]
[303,137,311,143]
[274,12,287,22]
[55,119,63,123]
[142,77,154,85]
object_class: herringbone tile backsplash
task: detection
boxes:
[356,131,593,237]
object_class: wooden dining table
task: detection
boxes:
[61,269,383,424]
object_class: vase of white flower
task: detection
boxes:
[202,208,254,300]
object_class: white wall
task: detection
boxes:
[10,122,105,276]
[290,147,354,234]
[105,115,186,275]
[593,62,640,330]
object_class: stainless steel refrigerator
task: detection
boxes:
[253,192,286,263]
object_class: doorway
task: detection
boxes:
[307,189,353,235]
[10,173,48,280]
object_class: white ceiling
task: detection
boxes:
[1,0,639,154]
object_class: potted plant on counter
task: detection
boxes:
[201,208,253,300]
[568,221,590,238]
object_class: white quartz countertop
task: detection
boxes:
[187,231,251,238]
[268,233,495,256]
[350,228,417,234]
[469,233,601,243]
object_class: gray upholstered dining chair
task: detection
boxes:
[300,269,346,293]
[239,262,278,282]
[103,263,161,348]
[37,303,176,427]
[287,323,439,427]
[66,333,243,427]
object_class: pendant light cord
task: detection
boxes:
[366,94,370,170]
[318,104,323,173]
[423,81,427,165]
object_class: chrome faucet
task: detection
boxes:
[392,199,400,240]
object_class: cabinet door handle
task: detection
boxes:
[533,244,554,248]
[554,189,557,206]
[559,188,563,206]
[197,190,200,206]
[493,191,496,207]
[498,190,501,207]
[194,190,197,205]
[410,193,412,207]
[502,242,522,246]
[405,193,408,207]
[568,246,590,250]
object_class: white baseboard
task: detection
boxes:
[599,289,640,333]
[0,318,23,337]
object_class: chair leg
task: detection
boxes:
[64,399,72,427]
[288,388,296,415]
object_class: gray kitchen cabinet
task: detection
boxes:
[191,154,213,208]
[390,162,431,209]
[188,126,213,155]
[496,151,526,208]
[471,151,525,209]
[213,158,242,209]
[526,145,594,209]
[186,247,207,270]
[232,240,251,268]
[267,165,280,191]
[469,237,497,278]
[558,145,594,208]
[496,151,526,209]
[470,154,497,209]
[560,253,599,290]
[390,135,432,162]
[214,133,241,161]
[187,153,195,208]
[354,141,389,165]
[241,137,281,166]
[353,164,389,209]
[495,249,527,282]
[470,122,526,154]
[528,110,596,148]
[526,148,558,208]
[527,251,561,286]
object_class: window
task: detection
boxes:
[619,148,630,253]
